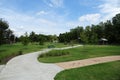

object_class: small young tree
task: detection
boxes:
[80,32,88,44]
[21,32,29,46]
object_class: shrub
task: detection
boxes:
[39,50,70,58]
[18,50,23,55]
[47,45,55,48]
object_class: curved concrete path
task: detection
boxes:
[0,45,82,80]
[0,65,5,72]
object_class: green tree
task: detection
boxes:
[20,32,29,46]
[29,31,36,43]
[104,20,114,44]
[112,13,120,44]
[80,31,88,44]
[0,19,9,45]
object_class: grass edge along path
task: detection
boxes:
[38,45,120,63]
[54,61,120,80]
[0,42,69,64]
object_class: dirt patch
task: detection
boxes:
[55,56,120,69]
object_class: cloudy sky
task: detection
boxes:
[0,0,120,36]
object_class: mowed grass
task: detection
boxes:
[0,42,68,64]
[54,61,120,80]
[39,45,120,63]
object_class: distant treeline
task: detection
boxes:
[0,13,120,45]
[19,32,58,45]
[58,13,120,44]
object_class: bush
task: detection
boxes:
[18,50,23,55]
[48,45,55,48]
[39,40,44,45]
[22,38,29,46]
[39,50,70,58]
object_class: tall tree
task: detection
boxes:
[29,31,36,43]
[0,19,9,45]
[112,13,120,44]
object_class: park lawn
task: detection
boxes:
[54,61,120,80]
[39,45,120,63]
[0,42,68,64]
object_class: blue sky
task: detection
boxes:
[0,0,120,36]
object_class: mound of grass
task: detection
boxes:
[39,45,120,63]
[39,50,70,58]
[55,61,120,80]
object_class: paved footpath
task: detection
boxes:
[0,45,120,80]
[0,45,82,80]
[0,65,5,72]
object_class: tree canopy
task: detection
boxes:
[58,13,120,44]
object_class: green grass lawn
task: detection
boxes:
[0,42,68,64]
[54,61,120,80]
[38,45,120,63]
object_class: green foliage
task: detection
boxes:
[80,31,88,44]
[20,32,29,46]
[39,40,44,45]
[0,19,9,45]
[58,13,120,44]
[58,26,83,43]
[0,42,68,64]
[112,13,120,44]
[39,45,120,63]
[0,18,9,30]
[55,61,120,80]
[47,45,55,48]
[39,50,70,58]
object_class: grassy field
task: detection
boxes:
[39,45,120,63]
[54,61,120,80]
[0,42,68,64]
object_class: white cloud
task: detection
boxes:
[50,0,63,7]
[0,7,69,36]
[48,3,54,7]
[79,13,101,25]
[36,11,48,15]
[69,0,120,27]
[43,0,64,8]
[99,0,120,21]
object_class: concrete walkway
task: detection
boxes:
[0,45,119,80]
[56,56,120,69]
[0,65,5,72]
[0,45,82,80]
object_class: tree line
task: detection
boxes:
[19,32,58,45]
[0,13,120,45]
[58,13,120,44]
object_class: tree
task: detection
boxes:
[80,31,88,44]
[29,31,36,43]
[20,32,29,46]
[0,19,9,45]
[84,26,91,43]
[10,34,15,44]
[104,20,114,44]
[112,13,120,44]
[5,29,13,44]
